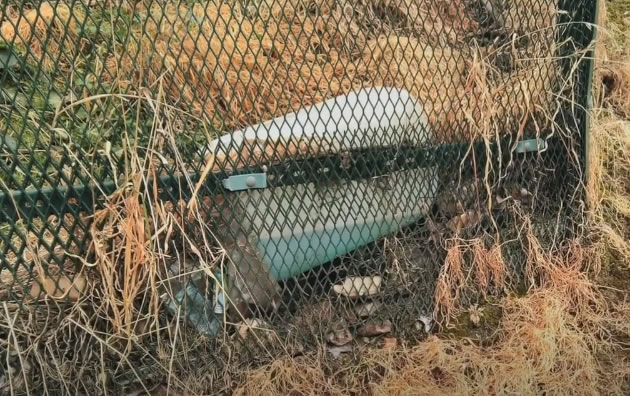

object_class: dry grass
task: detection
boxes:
[121,0,558,143]
[471,240,507,297]
[1,0,560,144]
[88,188,161,338]
[1,0,629,395]
[233,283,628,396]
[432,236,509,324]
[0,214,86,302]
[231,2,630,395]
[0,3,83,73]
[589,0,630,267]
[590,91,630,261]
[0,96,226,393]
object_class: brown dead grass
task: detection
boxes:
[234,280,628,396]
[0,0,560,144]
[0,3,83,73]
[433,242,466,321]
[589,0,630,265]
[112,0,559,143]
[230,3,630,393]
[88,188,163,337]
[472,240,507,297]
[233,4,630,390]
[1,0,628,395]
[433,237,508,323]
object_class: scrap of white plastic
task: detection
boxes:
[202,86,433,160]
[213,273,225,316]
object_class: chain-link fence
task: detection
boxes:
[0,0,596,393]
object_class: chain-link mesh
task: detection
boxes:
[0,0,596,393]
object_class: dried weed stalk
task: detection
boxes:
[234,283,627,396]
[433,235,510,324]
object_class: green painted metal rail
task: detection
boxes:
[0,136,559,223]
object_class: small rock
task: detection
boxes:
[333,276,382,298]
[354,302,381,317]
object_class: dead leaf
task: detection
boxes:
[326,329,353,346]
[383,337,398,350]
[29,273,88,301]
[27,281,42,301]
[327,344,352,358]
[354,302,381,317]
[237,318,272,341]
[333,276,382,298]
[447,210,482,233]
[356,320,392,337]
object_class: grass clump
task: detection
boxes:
[233,279,628,396]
